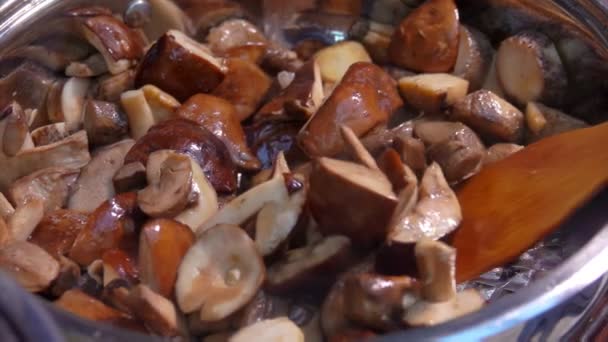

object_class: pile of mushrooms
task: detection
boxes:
[0,0,603,340]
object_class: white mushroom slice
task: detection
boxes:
[8,167,79,212]
[65,53,108,77]
[141,84,181,122]
[68,139,134,213]
[31,123,69,146]
[0,131,91,192]
[314,41,372,83]
[0,193,15,220]
[388,163,461,244]
[398,74,469,114]
[340,126,379,170]
[0,241,60,292]
[61,77,91,132]
[197,176,288,235]
[174,156,219,231]
[415,239,456,302]
[255,187,307,257]
[121,89,156,139]
[496,32,568,107]
[403,289,485,327]
[2,102,30,157]
[176,224,265,321]
[128,284,182,337]
[7,199,44,241]
[453,25,493,91]
[230,317,304,342]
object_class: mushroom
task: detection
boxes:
[402,289,485,327]
[414,121,485,184]
[69,192,140,266]
[65,53,108,77]
[142,0,193,42]
[176,154,219,230]
[138,151,194,218]
[238,290,287,328]
[28,209,88,260]
[212,58,272,122]
[101,279,133,316]
[256,59,324,121]
[6,199,44,241]
[365,0,413,25]
[0,130,91,192]
[524,102,588,143]
[230,317,304,342]
[340,125,379,170]
[80,14,145,74]
[83,99,129,146]
[102,249,139,286]
[360,121,414,157]
[95,69,136,102]
[266,235,351,294]
[388,0,460,72]
[139,219,195,298]
[308,157,397,246]
[314,41,372,83]
[483,143,523,165]
[183,0,246,39]
[355,21,395,65]
[453,25,493,91]
[135,30,226,101]
[50,256,81,297]
[206,19,268,63]
[0,193,15,220]
[397,74,469,114]
[414,239,456,302]
[31,123,70,146]
[0,241,59,292]
[59,77,91,132]
[246,118,306,170]
[343,273,419,331]
[120,89,157,140]
[450,90,525,143]
[387,162,461,245]
[298,62,403,158]
[176,94,261,170]
[1,102,31,157]
[141,84,181,122]
[4,35,93,72]
[127,284,183,336]
[8,167,79,213]
[392,135,427,177]
[68,139,134,213]
[496,31,568,107]
[113,162,147,193]
[376,149,418,194]
[481,55,506,97]
[124,119,237,193]
[175,224,265,321]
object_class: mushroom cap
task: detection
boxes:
[176,224,265,321]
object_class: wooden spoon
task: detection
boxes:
[453,122,608,282]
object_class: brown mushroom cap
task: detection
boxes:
[176,224,265,321]
[102,248,139,286]
[83,99,129,146]
[29,209,88,260]
[124,119,237,193]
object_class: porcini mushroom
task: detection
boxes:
[127,284,183,336]
[314,41,372,83]
[398,74,469,114]
[230,317,304,342]
[83,100,129,146]
[0,241,60,292]
[28,209,88,259]
[402,289,485,327]
[31,123,70,146]
[524,102,588,143]
[65,53,108,77]
[113,162,147,193]
[1,102,31,157]
[8,167,79,213]
[414,239,456,302]
[7,200,44,241]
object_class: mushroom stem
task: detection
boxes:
[414,239,456,302]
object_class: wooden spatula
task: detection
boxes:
[453,122,608,282]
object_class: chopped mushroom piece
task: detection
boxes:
[0,193,15,220]
[2,102,31,157]
[453,25,493,91]
[135,30,226,101]
[127,284,183,337]
[121,89,156,140]
[415,239,456,302]
[113,162,147,193]
[7,199,44,241]
[95,69,136,102]
[28,209,88,259]
[102,249,139,286]
[206,19,268,60]
[398,74,469,114]
[8,167,79,212]
[143,0,193,41]
[483,143,523,165]
[68,139,134,213]
[450,90,524,143]
[176,224,265,321]
[83,100,129,146]
[0,241,60,292]
[60,77,90,132]
[31,123,70,146]
[393,135,427,177]
[65,53,108,77]
[402,289,485,327]
[4,35,93,72]
[376,148,418,194]
[314,41,372,83]
[141,84,181,122]
[524,102,588,143]
[230,317,304,342]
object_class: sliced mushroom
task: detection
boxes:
[124,119,237,193]
[246,118,307,170]
[31,123,70,146]
[139,219,195,298]
[4,35,93,72]
[8,167,79,213]
[481,55,505,97]
[450,90,524,143]
[388,0,460,72]
[314,41,372,83]
[96,69,136,102]
[0,241,59,292]
[50,256,81,297]
[135,30,226,101]
[387,163,460,246]
[184,0,247,39]
[415,239,456,302]
[298,62,403,158]
[61,77,90,132]
[257,59,324,121]
[143,0,193,41]
[141,84,181,122]
[81,14,145,74]
[206,19,268,60]
[358,21,394,64]
[176,94,260,170]
[68,139,134,213]
[266,235,351,294]
[6,199,44,241]
[69,192,140,266]
[2,102,30,157]
[176,224,265,321]
[376,149,418,194]
[392,135,427,177]
[121,89,157,140]
[309,157,397,246]
[0,130,91,192]
[483,143,523,165]
[113,162,147,193]
[138,151,194,218]
[127,284,183,336]
[102,249,139,286]
[360,121,414,157]
[65,53,109,77]
[453,25,493,91]
[230,317,304,342]
[496,32,567,107]
[198,175,288,235]
[524,102,588,143]
[402,289,485,327]
[0,193,15,220]
[212,58,272,122]
[398,74,469,114]
[83,99,129,146]
[28,209,88,259]
[340,126,379,170]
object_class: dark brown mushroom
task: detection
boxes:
[113,162,147,193]
[83,100,129,146]
[182,0,246,39]
[245,118,307,170]
[8,167,79,213]
[28,209,88,260]
[102,248,139,286]
[4,34,93,72]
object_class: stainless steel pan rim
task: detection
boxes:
[0,0,606,340]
